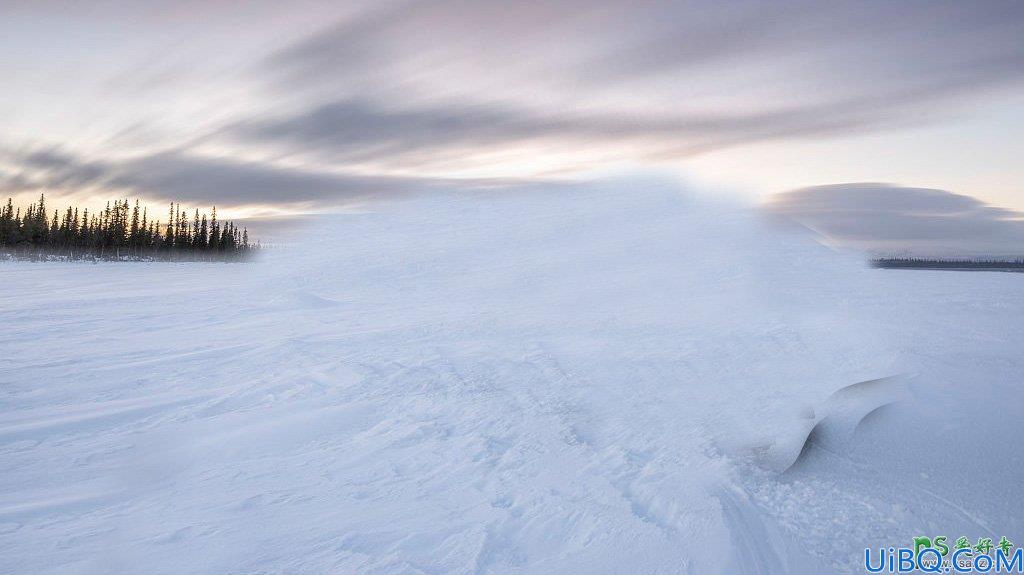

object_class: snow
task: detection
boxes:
[1,179,1022,574]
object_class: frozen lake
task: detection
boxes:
[2,182,1021,574]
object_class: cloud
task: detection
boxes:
[221,94,926,169]
[5,1,1024,209]
[767,183,1024,256]
[16,147,111,189]
[0,145,513,209]
[264,0,1024,112]
[106,152,436,205]
[234,0,1024,171]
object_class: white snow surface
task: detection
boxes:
[1,181,1022,574]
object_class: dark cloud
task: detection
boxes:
[265,1,1024,104]
[1,146,511,208]
[222,94,924,167]
[575,1,1024,89]
[17,148,111,189]
[222,99,564,163]
[106,152,436,205]
[0,147,113,199]
[768,183,1024,256]
[241,0,1024,167]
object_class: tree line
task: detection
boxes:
[872,257,1024,271]
[0,194,258,261]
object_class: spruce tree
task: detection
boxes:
[199,214,208,250]
[165,203,175,248]
[129,199,140,248]
[209,206,219,251]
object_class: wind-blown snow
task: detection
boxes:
[1,180,1022,574]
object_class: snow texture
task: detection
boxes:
[1,179,1022,573]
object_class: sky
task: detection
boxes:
[1,0,1023,249]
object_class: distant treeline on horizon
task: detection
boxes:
[0,195,258,261]
[872,257,1024,271]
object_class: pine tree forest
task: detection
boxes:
[0,195,258,261]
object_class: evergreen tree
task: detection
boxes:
[165,202,175,248]
[208,206,219,251]
[129,199,140,248]
[199,214,208,250]
[1,196,256,261]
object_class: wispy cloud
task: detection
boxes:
[1,0,1022,210]
[262,1,1024,120]
[1,146,516,210]
[210,0,1024,187]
